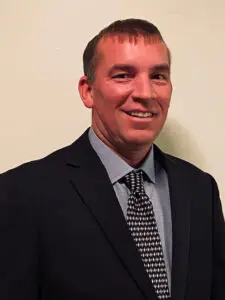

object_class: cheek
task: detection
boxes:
[95,84,132,108]
[156,87,172,109]
[105,80,132,96]
[91,89,119,124]
[161,97,171,109]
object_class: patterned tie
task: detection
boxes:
[124,170,170,299]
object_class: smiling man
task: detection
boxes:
[79,32,172,166]
[0,19,225,300]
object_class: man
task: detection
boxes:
[0,19,224,300]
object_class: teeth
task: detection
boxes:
[129,111,153,118]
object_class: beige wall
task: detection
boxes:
[1,0,225,210]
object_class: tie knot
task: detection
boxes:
[124,170,145,195]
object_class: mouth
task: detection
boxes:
[124,111,157,118]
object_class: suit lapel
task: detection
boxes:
[155,147,191,300]
[65,132,191,300]
[65,130,157,300]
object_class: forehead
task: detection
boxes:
[96,35,169,67]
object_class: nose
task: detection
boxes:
[132,75,156,101]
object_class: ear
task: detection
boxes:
[78,76,93,108]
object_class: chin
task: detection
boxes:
[122,132,156,147]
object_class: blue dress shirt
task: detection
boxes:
[88,127,172,290]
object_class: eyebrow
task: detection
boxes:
[108,64,135,75]
[151,64,170,73]
[108,63,170,75]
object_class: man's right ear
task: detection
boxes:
[78,76,93,108]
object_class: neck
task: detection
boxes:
[115,147,151,168]
[92,127,152,167]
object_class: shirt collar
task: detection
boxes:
[88,127,155,184]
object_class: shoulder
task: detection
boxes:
[0,128,93,182]
[0,129,94,196]
[154,145,215,187]
[165,152,206,174]
[0,141,77,200]
[1,144,69,179]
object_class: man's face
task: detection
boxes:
[82,35,172,152]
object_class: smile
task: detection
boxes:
[125,111,154,118]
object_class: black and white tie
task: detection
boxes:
[124,170,170,299]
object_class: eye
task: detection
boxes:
[112,73,133,80]
[151,73,168,81]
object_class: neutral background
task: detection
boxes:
[1,0,225,210]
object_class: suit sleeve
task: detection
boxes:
[210,175,225,299]
[0,172,39,300]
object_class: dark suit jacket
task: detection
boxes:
[0,129,225,300]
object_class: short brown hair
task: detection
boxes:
[83,18,170,82]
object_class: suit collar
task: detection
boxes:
[65,129,158,300]
[88,127,156,184]
[154,145,191,300]
[88,127,133,184]
[65,130,190,300]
